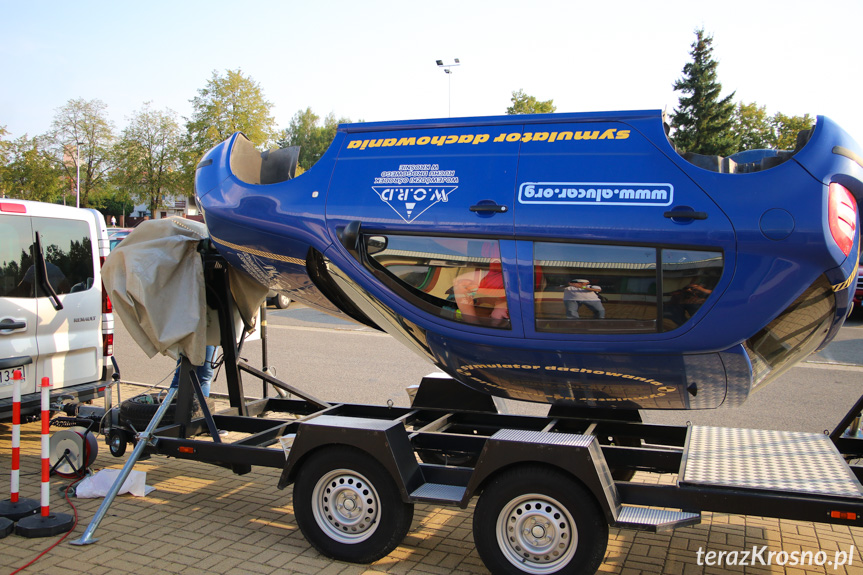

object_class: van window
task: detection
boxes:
[0,215,35,298]
[37,219,94,294]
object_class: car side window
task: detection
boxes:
[534,242,722,333]
[36,219,94,295]
[366,235,511,329]
[0,215,35,298]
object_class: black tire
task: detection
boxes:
[107,429,127,457]
[118,392,216,431]
[473,466,608,575]
[275,294,292,309]
[293,446,414,564]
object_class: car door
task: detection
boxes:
[513,119,736,340]
[0,209,38,400]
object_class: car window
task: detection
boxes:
[534,242,658,333]
[534,242,723,334]
[366,235,511,329]
[0,214,35,298]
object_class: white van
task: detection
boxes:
[0,199,114,419]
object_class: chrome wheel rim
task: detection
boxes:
[311,469,380,544]
[496,493,578,573]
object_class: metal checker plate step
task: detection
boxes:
[410,483,467,503]
[616,505,701,532]
[681,426,863,499]
[491,429,593,447]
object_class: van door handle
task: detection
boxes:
[0,318,26,332]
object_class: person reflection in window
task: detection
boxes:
[667,281,713,326]
[563,279,605,319]
[452,260,509,326]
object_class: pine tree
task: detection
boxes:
[670,29,739,156]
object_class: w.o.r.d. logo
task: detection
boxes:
[372,186,458,223]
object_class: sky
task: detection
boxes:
[2,0,862,145]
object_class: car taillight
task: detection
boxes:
[103,333,114,356]
[829,183,857,257]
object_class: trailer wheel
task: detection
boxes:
[293,446,414,563]
[107,429,127,457]
[473,466,608,575]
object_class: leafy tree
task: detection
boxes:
[113,103,183,215]
[1,135,65,202]
[49,98,115,208]
[0,125,12,197]
[733,102,773,150]
[732,103,815,151]
[182,68,277,194]
[278,108,349,170]
[772,112,815,150]
[88,184,134,222]
[506,90,556,115]
[669,29,738,156]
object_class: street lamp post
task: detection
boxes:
[75,142,81,209]
[436,58,460,117]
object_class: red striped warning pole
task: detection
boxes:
[14,375,74,537]
[39,376,51,517]
[10,369,23,504]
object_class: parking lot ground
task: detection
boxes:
[2,385,863,574]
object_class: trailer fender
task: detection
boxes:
[462,429,620,523]
[277,415,422,502]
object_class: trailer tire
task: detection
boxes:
[118,393,215,431]
[107,429,127,457]
[473,465,608,575]
[293,446,414,564]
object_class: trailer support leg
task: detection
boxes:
[70,386,178,546]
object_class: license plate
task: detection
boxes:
[0,366,25,386]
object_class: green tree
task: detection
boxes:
[669,29,738,156]
[182,69,277,194]
[1,135,65,202]
[49,98,115,208]
[733,102,773,150]
[278,108,349,170]
[771,112,815,150]
[0,125,12,197]
[506,90,556,115]
[113,103,183,216]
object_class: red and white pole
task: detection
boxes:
[39,376,52,517]
[10,369,23,504]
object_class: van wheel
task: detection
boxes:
[119,393,216,431]
[473,466,608,575]
[275,294,291,309]
[293,446,414,563]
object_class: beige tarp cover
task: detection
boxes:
[102,217,268,365]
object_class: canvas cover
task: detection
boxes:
[102,217,267,365]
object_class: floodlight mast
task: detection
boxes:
[436,58,460,117]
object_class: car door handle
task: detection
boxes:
[470,203,509,213]
[0,318,26,332]
[664,210,708,220]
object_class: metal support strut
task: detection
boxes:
[70,386,178,546]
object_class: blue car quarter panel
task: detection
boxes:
[194,110,862,410]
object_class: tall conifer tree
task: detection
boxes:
[670,29,739,156]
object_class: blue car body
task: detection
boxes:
[195,110,863,410]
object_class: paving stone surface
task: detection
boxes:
[2,385,863,574]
